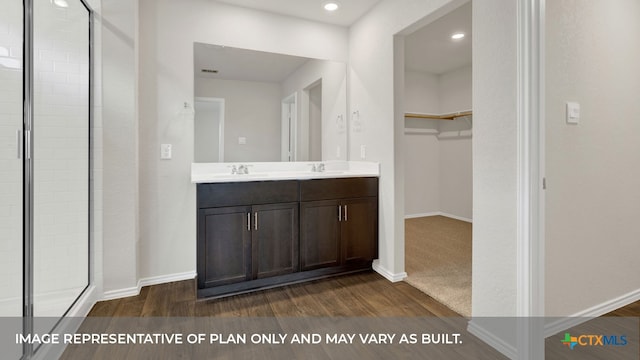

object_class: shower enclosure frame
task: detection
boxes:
[21,0,94,357]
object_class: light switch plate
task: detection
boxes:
[566,102,580,124]
[360,145,366,159]
[238,137,247,145]
[161,144,172,159]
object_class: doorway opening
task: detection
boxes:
[304,80,323,161]
[195,97,225,162]
[400,1,473,317]
[281,93,297,161]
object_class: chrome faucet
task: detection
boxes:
[230,165,238,174]
[237,164,249,174]
[309,163,325,172]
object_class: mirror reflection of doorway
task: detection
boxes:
[194,97,225,162]
[281,93,297,161]
[284,80,323,162]
[306,81,322,162]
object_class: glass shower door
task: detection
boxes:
[32,0,90,318]
[0,0,24,358]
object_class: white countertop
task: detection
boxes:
[191,161,380,183]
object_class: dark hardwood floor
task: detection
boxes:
[605,299,640,317]
[88,271,461,318]
[62,272,513,359]
[61,272,639,359]
[87,271,640,319]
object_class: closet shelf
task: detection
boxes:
[405,110,472,120]
[404,128,439,135]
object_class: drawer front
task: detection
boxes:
[300,177,378,201]
[197,181,299,208]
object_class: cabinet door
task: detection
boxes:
[341,198,378,264]
[198,206,252,288]
[252,202,299,279]
[300,200,341,271]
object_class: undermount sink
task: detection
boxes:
[211,173,266,178]
[191,161,380,184]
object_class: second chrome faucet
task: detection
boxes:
[230,164,250,175]
[310,163,325,172]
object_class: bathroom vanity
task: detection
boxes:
[192,162,379,298]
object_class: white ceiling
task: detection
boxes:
[194,43,311,82]
[202,1,470,78]
[405,2,472,75]
[215,0,382,27]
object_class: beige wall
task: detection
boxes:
[471,0,518,320]
[403,65,472,220]
[195,78,282,162]
[405,70,440,113]
[439,137,472,220]
[545,0,640,316]
[440,65,472,113]
[137,0,348,281]
[101,0,139,295]
[404,133,440,216]
[349,0,469,281]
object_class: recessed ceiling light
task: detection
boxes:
[324,2,339,12]
[451,32,465,40]
[51,0,69,8]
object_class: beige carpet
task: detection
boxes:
[404,216,472,317]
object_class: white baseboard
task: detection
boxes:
[372,260,407,282]
[102,271,197,301]
[467,320,517,360]
[139,271,197,287]
[405,212,441,219]
[102,284,140,301]
[440,212,473,223]
[544,287,640,338]
[405,211,472,223]
[67,285,99,317]
[33,286,100,360]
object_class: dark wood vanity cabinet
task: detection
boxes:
[197,177,377,298]
[197,181,299,293]
[300,178,378,271]
[341,197,378,264]
[299,200,341,270]
[198,205,252,288]
[251,202,299,279]
[198,202,299,289]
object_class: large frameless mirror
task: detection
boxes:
[193,43,348,163]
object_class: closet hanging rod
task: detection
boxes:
[405,110,472,120]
